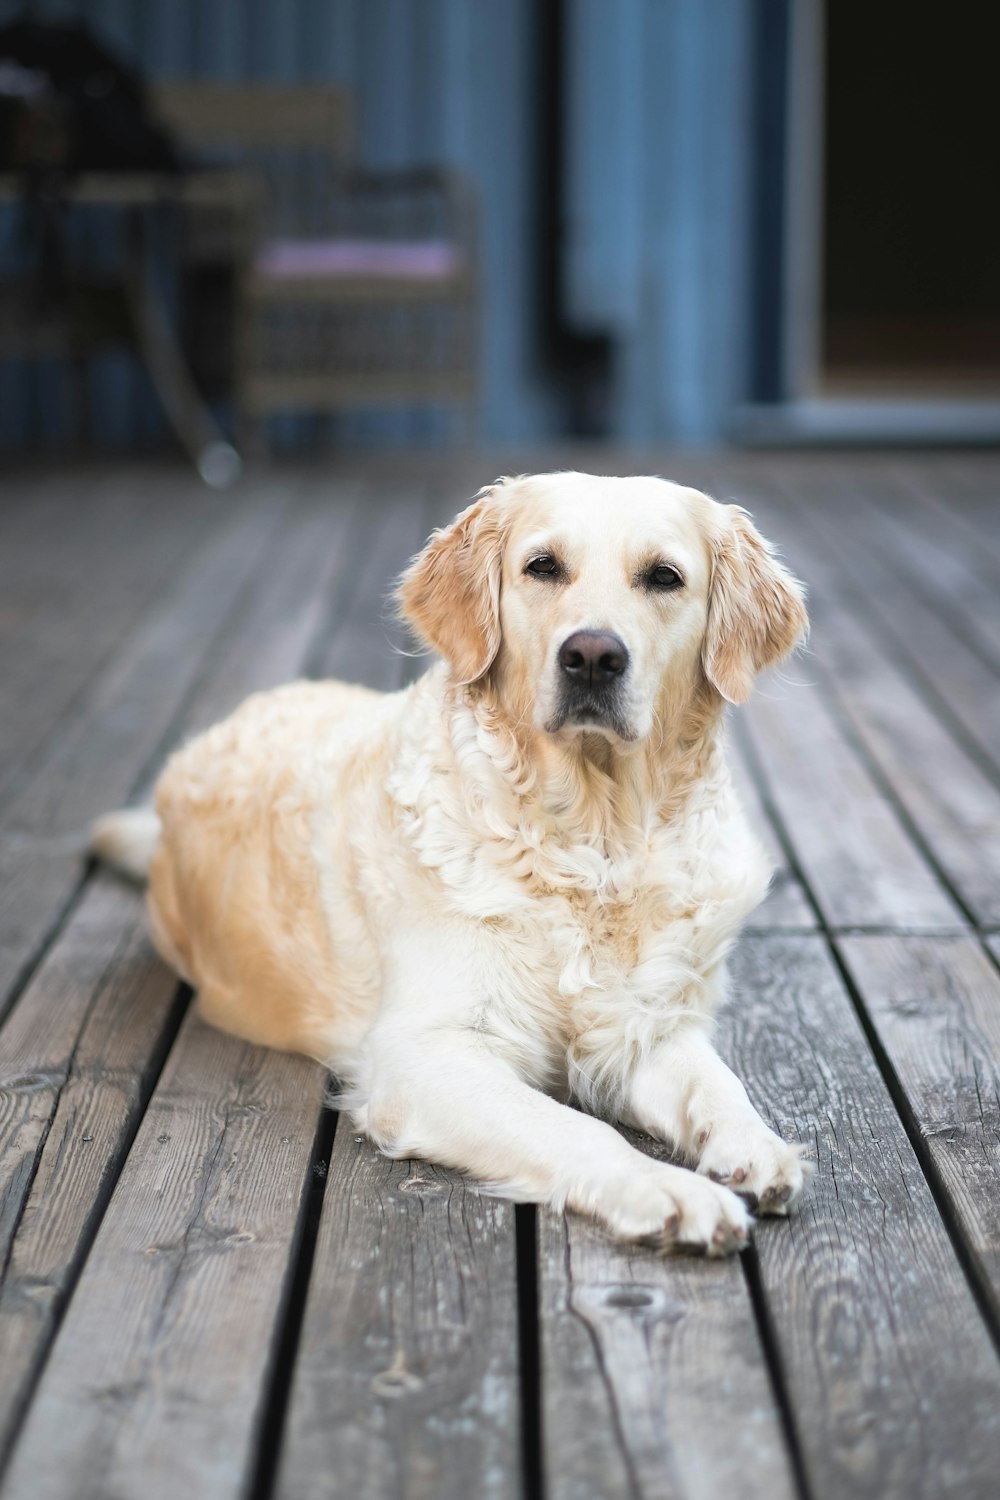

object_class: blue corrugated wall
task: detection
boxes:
[0,0,755,450]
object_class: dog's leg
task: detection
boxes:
[624,1027,806,1214]
[351,1030,752,1255]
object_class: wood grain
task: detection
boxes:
[1,1010,325,1500]
[0,482,288,842]
[802,561,1000,929]
[837,933,1000,1317]
[275,1142,521,1500]
[539,1177,797,1500]
[0,877,181,1455]
[725,935,1000,1500]
[863,468,1000,668]
[929,457,1000,553]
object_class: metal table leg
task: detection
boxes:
[126,208,243,488]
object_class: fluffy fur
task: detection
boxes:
[93,472,809,1255]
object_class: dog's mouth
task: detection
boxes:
[544,690,637,743]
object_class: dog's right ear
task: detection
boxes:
[397,486,508,686]
[702,505,808,705]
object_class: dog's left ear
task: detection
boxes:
[702,506,808,705]
[397,487,507,686]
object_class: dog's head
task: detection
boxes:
[399,473,807,745]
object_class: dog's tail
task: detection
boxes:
[89,808,161,884]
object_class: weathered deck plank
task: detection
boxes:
[836,933,1000,1319]
[1,1008,324,1500]
[729,471,1000,1426]
[0,482,289,840]
[132,484,363,789]
[810,599,1000,936]
[726,935,1000,1500]
[0,879,181,1454]
[928,458,1000,551]
[539,1187,798,1500]
[275,1145,522,1500]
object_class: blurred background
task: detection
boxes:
[1,0,998,475]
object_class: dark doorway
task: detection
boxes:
[822,5,1000,393]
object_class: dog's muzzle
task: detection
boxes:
[547,630,634,738]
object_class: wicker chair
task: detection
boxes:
[152,83,479,444]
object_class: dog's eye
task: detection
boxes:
[646,564,684,591]
[525,554,561,579]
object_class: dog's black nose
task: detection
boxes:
[557,631,629,687]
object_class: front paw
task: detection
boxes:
[587,1164,754,1256]
[696,1121,808,1215]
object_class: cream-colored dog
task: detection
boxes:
[93,472,808,1255]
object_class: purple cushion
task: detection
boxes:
[255,237,463,280]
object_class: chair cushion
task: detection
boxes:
[255,238,463,280]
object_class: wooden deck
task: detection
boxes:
[2,451,1000,1500]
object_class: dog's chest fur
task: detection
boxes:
[385,697,770,1100]
[487,832,764,1098]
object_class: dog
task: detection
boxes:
[92,472,808,1255]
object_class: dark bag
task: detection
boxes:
[0,18,179,308]
[0,17,178,174]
